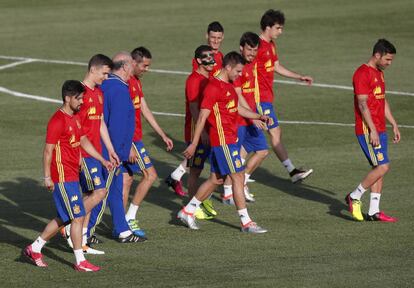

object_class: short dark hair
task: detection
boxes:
[131,46,152,63]
[223,51,245,67]
[207,21,224,33]
[240,32,260,48]
[373,39,396,56]
[61,80,84,102]
[87,54,113,71]
[194,45,213,59]
[260,9,285,30]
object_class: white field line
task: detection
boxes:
[0,55,414,97]
[1,85,413,129]
[0,59,36,70]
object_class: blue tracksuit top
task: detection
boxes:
[101,74,135,162]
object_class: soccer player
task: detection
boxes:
[178,52,268,233]
[345,39,400,222]
[166,21,225,196]
[122,47,173,238]
[257,9,313,183]
[23,80,112,271]
[77,54,120,253]
[224,32,269,204]
[100,52,144,242]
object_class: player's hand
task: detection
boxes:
[109,150,121,166]
[369,130,380,147]
[299,75,313,86]
[252,119,267,130]
[201,131,210,146]
[44,177,54,192]
[128,147,138,163]
[392,125,401,143]
[163,136,174,151]
[183,143,197,159]
[102,160,114,171]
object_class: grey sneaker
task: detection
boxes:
[290,168,313,183]
[177,209,200,230]
[241,222,267,234]
[243,185,255,202]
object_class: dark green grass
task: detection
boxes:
[1,0,414,287]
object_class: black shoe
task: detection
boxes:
[87,234,102,245]
[289,168,313,183]
[117,233,146,243]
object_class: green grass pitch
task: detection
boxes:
[0,0,413,287]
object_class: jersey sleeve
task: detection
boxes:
[233,75,242,88]
[353,68,371,95]
[45,116,64,144]
[200,85,218,111]
[186,76,200,103]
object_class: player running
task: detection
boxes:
[178,52,268,233]
[257,9,313,183]
[23,80,113,271]
[122,47,173,239]
[346,39,400,222]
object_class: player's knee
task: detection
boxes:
[379,163,390,174]
[123,174,134,186]
[145,168,158,183]
[257,149,269,159]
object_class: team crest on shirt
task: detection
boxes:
[93,176,101,186]
[235,159,241,168]
[265,60,274,72]
[73,205,81,215]
[71,195,78,202]
[88,106,96,115]
[91,167,98,173]
[194,157,202,166]
[242,81,250,89]
[144,156,150,164]
[376,152,384,161]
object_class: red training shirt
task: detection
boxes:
[46,110,84,183]
[256,37,278,103]
[128,76,144,142]
[201,77,239,147]
[353,64,386,136]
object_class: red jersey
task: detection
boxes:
[233,61,259,126]
[185,71,209,142]
[192,51,223,77]
[353,64,386,136]
[201,77,239,147]
[46,110,84,183]
[256,37,278,103]
[128,76,144,142]
[77,84,103,157]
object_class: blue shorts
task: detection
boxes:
[80,157,106,193]
[187,142,210,170]
[122,141,153,175]
[357,132,389,167]
[53,182,85,223]
[258,102,279,129]
[210,144,244,176]
[237,125,268,153]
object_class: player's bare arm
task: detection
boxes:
[183,109,210,159]
[274,61,313,85]
[235,87,266,130]
[80,135,113,171]
[43,143,55,191]
[141,97,173,151]
[100,117,120,166]
[238,105,269,125]
[357,94,379,146]
[384,99,401,143]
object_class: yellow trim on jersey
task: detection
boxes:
[362,121,378,166]
[58,182,74,220]
[132,143,146,171]
[253,63,263,114]
[81,159,94,191]
[213,103,226,146]
[222,145,236,174]
[55,141,65,183]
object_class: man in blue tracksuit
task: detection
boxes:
[101,51,145,243]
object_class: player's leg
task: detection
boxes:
[122,172,133,210]
[187,166,203,198]
[165,158,187,196]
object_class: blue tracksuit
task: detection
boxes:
[100,73,135,237]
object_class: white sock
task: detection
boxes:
[119,230,132,238]
[241,158,246,165]
[238,208,252,226]
[184,197,201,214]
[125,203,139,221]
[171,164,186,181]
[31,236,46,253]
[223,185,233,198]
[82,227,88,246]
[74,249,85,265]
[350,184,367,200]
[282,159,295,173]
[368,192,381,216]
[244,173,251,185]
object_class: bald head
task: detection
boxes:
[112,51,134,80]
